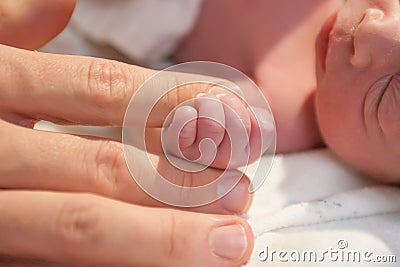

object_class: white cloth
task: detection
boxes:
[42,0,202,67]
[245,150,400,266]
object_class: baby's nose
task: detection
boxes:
[351,8,387,69]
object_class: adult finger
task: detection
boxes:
[0,120,252,215]
[0,45,225,127]
[0,0,76,49]
[0,191,254,267]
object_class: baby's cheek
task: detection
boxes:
[314,87,341,145]
[317,77,400,182]
[377,76,400,140]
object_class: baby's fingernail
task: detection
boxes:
[209,224,248,260]
[218,176,251,214]
[196,93,207,97]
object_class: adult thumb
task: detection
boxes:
[0,0,76,50]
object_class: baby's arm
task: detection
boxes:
[165,89,273,169]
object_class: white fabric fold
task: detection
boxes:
[70,0,202,65]
[246,150,400,266]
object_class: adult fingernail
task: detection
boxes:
[209,224,248,260]
[218,176,251,214]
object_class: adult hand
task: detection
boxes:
[0,0,76,50]
[0,45,254,266]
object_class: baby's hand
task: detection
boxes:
[164,88,273,169]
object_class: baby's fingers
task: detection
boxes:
[0,191,253,267]
[195,94,226,149]
[181,95,226,163]
[214,93,252,169]
[164,106,198,156]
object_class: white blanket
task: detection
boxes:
[246,150,399,266]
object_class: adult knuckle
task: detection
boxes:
[53,195,106,249]
[163,210,188,261]
[80,59,131,112]
[164,210,178,259]
[85,141,126,195]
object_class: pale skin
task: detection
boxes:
[316,0,400,182]
[2,0,398,265]
[165,89,271,169]
[173,0,344,153]
[173,0,400,182]
[169,0,343,165]
[0,1,255,266]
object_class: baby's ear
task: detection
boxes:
[0,0,76,50]
[377,74,400,139]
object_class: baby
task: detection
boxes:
[25,0,398,181]
[315,0,400,181]
[169,0,400,182]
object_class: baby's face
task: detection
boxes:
[315,0,400,181]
